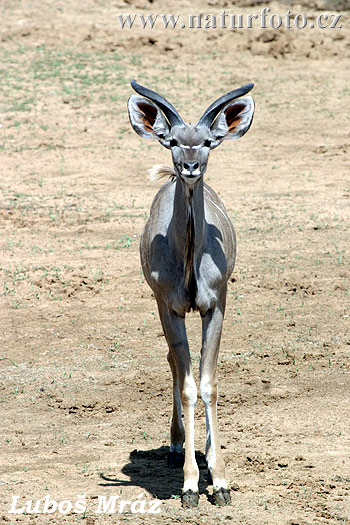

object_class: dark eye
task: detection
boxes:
[170,139,179,147]
[204,139,212,148]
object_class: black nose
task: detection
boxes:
[183,161,199,173]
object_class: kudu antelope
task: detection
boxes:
[128,80,255,507]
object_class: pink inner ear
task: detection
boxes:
[138,102,157,132]
[225,103,245,133]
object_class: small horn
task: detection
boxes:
[131,80,184,127]
[197,83,254,128]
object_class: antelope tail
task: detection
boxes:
[148,165,176,182]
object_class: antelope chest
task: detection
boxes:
[148,250,226,317]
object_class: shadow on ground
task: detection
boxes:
[99,446,210,500]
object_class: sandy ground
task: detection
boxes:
[0,0,350,523]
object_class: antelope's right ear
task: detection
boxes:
[128,95,170,141]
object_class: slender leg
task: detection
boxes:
[157,301,199,507]
[167,350,185,467]
[200,304,231,506]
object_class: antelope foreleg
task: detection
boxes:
[200,305,231,506]
[157,303,199,507]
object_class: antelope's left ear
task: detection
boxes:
[211,96,254,145]
[128,95,170,142]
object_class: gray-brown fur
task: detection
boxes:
[128,80,255,507]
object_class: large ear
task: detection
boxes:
[210,96,254,147]
[128,95,170,142]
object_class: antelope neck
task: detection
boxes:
[171,177,205,306]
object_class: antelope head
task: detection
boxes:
[128,80,255,185]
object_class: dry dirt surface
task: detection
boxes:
[1,0,350,523]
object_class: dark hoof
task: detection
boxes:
[167,451,184,468]
[213,487,231,506]
[181,489,199,508]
